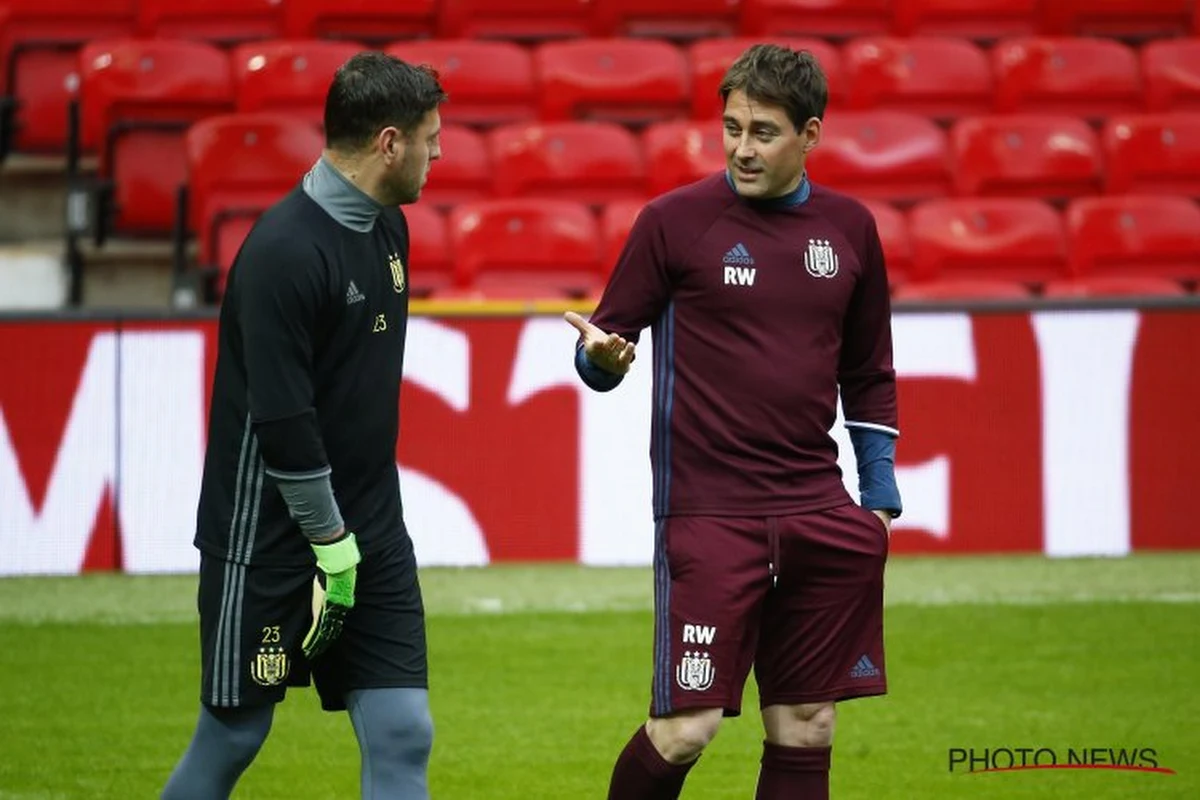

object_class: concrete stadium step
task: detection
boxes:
[0,239,69,308]
[75,237,188,309]
[0,236,196,310]
[0,154,97,243]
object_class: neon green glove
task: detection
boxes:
[302,532,361,659]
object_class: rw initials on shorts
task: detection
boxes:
[682,624,717,645]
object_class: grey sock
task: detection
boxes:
[347,688,434,800]
[161,704,274,800]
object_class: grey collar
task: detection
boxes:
[302,155,385,233]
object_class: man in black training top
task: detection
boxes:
[162,52,445,800]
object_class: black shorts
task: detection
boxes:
[198,538,427,712]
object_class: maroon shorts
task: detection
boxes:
[648,503,889,717]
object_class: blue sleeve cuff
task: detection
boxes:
[848,426,902,517]
[574,344,624,392]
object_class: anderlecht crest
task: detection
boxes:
[251,647,290,687]
[676,651,715,691]
[389,252,406,294]
[804,238,839,278]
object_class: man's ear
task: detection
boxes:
[378,126,404,164]
[802,117,822,154]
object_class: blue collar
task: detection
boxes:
[724,170,811,209]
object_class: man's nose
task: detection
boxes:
[735,134,756,160]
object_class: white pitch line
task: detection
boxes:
[451,592,1200,615]
[3,591,1198,626]
[887,592,1200,607]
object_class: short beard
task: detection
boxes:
[385,170,421,206]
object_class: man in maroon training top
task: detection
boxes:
[566,44,902,799]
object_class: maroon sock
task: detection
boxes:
[607,725,697,800]
[755,742,832,800]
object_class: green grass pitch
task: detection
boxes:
[0,554,1197,799]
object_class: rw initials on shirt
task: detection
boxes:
[724,266,757,286]
[723,242,756,286]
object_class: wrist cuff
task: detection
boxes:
[312,532,361,575]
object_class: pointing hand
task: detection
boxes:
[564,311,636,375]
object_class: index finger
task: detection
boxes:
[563,311,595,336]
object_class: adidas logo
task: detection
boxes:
[346,280,365,305]
[849,654,881,679]
[722,242,755,267]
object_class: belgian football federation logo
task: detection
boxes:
[250,647,290,687]
[388,252,406,294]
[676,651,715,691]
[804,238,840,278]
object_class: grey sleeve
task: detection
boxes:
[267,466,345,542]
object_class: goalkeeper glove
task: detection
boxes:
[302,531,361,659]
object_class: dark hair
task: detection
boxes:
[718,44,828,130]
[324,51,447,151]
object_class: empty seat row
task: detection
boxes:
[182,111,1200,255]
[417,195,1200,296]
[185,113,1200,299]
[865,196,1200,286]
[421,34,1200,122]
[74,105,1200,258]
[181,112,1200,299]
[433,113,1200,205]
[259,196,1200,301]
[4,0,1198,47]
[10,33,1200,158]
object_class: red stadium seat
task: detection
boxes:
[488,121,646,204]
[1041,0,1193,39]
[806,111,951,204]
[0,0,135,156]
[600,199,648,269]
[908,198,1067,283]
[136,0,283,43]
[535,39,689,125]
[386,40,535,127]
[992,37,1142,121]
[842,37,993,121]
[404,203,455,297]
[893,279,1034,301]
[892,0,1040,40]
[642,120,726,197]
[232,41,361,127]
[740,0,893,39]
[79,39,235,235]
[592,0,741,41]
[950,115,1103,200]
[437,0,594,41]
[1041,275,1188,298]
[688,37,843,120]
[283,0,437,43]
[1103,113,1200,196]
[1142,40,1200,113]
[418,125,492,208]
[449,199,603,298]
[1065,195,1200,281]
[862,200,914,284]
[185,113,322,287]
